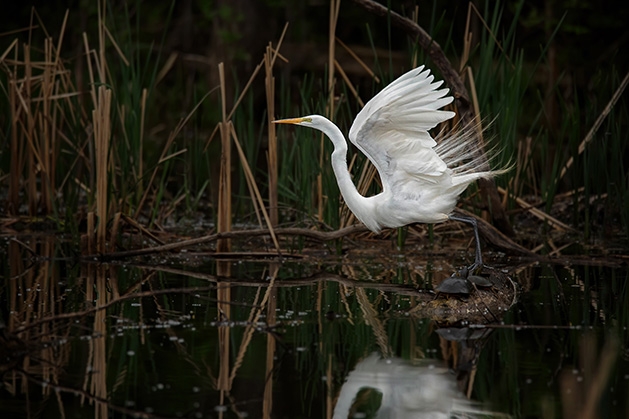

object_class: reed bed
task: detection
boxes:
[0,1,626,256]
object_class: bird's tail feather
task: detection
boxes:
[434,117,512,180]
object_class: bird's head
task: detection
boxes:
[273,114,343,148]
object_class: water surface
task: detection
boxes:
[1,238,627,418]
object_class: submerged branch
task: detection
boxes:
[82,216,533,262]
[82,224,369,261]
[79,216,625,268]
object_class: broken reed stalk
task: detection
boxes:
[217,62,232,253]
[265,45,278,226]
[93,86,112,253]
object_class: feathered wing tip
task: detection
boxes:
[350,65,455,144]
[433,117,513,184]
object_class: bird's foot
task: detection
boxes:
[457,262,484,278]
[455,264,495,289]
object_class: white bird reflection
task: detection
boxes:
[333,353,502,419]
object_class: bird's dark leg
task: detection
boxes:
[448,214,483,272]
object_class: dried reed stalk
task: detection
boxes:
[265,45,278,226]
[93,86,112,253]
[217,62,232,253]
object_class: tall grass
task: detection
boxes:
[0,1,627,251]
[0,3,179,245]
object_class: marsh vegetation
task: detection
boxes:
[0,0,627,418]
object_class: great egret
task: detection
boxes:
[274,65,504,271]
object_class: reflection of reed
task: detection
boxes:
[229,264,278,365]
[355,288,391,357]
[84,264,109,418]
[263,264,279,419]
[560,332,619,419]
[6,238,70,402]
[217,260,232,415]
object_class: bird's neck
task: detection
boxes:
[322,122,380,232]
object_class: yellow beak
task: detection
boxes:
[272,117,309,124]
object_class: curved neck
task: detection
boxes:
[315,119,379,232]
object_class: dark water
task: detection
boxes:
[1,238,628,418]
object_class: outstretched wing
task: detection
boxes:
[348,66,455,193]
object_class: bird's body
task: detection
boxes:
[275,65,504,267]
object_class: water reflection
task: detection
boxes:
[333,353,499,418]
[0,237,627,418]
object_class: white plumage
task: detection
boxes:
[274,65,504,265]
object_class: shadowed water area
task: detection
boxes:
[1,234,627,418]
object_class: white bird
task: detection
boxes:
[274,65,505,270]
